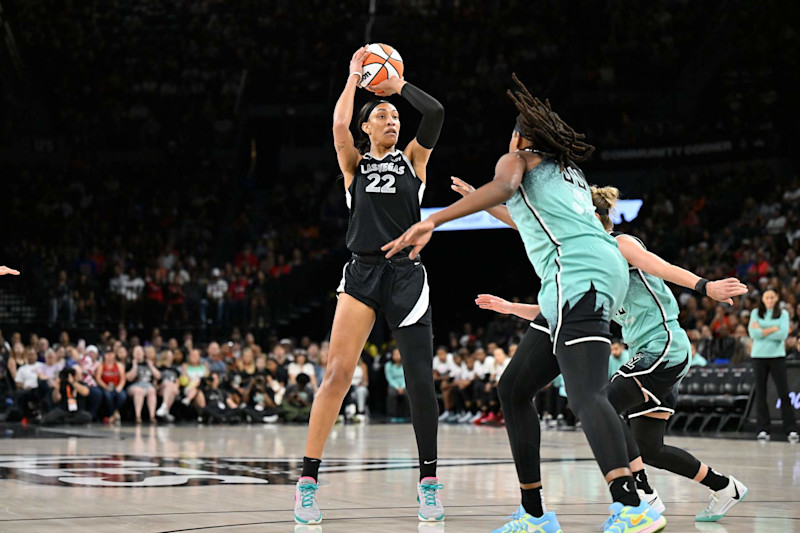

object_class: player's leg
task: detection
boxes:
[554,290,665,532]
[492,321,564,533]
[296,293,375,524]
[393,323,445,522]
[630,415,748,522]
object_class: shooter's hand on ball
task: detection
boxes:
[382,219,434,259]
[349,46,370,81]
[0,266,20,276]
[366,76,407,97]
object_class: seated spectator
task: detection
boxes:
[207,342,226,374]
[243,370,280,424]
[452,354,478,424]
[79,345,104,420]
[266,358,287,405]
[288,351,317,390]
[155,349,181,422]
[314,348,328,386]
[7,342,26,383]
[283,372,314,423]
[202,372,243,424]
[181,348,209,412]
[385,349,407,422]
[95,348,127,424]
[14,349,45,421]
[74,272,97,326]
[433,346,456,421]
[42,367,92,426]
[126,346,161,423]
[40,348,64,411]
[690,343,708,367]
[475,347,509,425]
[344,354,369,421]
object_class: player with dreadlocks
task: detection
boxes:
[383,74,666,533]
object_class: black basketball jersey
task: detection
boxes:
[345,150,424,255]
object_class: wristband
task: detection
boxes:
[349,72,362,82]
[694,278,710,296]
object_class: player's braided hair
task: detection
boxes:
[507,73,595,168]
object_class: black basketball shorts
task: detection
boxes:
[336,254,432,330]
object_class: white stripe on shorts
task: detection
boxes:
[398,266,429,328]
[563,336,611,346]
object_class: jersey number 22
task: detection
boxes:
[365,173,397,194]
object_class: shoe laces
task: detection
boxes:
[420,482,444,506]
[298,482,318,508]
[504,507,526,521]
[704,492,719,511]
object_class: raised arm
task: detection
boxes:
[333,47,370,186]
[616,235,747,304]
[451,177,518,229]
[365,77,444,182]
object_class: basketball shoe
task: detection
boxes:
[417,477,445,522]
[294,477,321,525]
[491,505,563,533]
[695,475,747,522]
[602,501,666,532]
[637,488,665,514]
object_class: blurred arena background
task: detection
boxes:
[0,1,798,531]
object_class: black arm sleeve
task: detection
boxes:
[400,83,444,149]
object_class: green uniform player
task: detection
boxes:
[506,158,629,341]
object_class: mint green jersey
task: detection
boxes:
[506,155,629,333]
[610,234,691,370]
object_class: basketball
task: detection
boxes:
[359,43,404,87]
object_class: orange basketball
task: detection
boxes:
[359,43,404,87]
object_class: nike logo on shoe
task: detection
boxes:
[732,481,740,500]
[630,511,648,526]
[622,482,629,492]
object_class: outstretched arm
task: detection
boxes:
[382,153,527,259]
[333,47,370,185]
[616,235,747,304]
[451,177,518,229]
[367,77,444,182]
[475,294,540,321]
[0,266,20,276]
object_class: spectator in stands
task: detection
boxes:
[697,325,714,361]
[207,342,226,374]
[385,349,407,422]
[690,343,708,367]
[40,349,63,410]
[202,372,243,424]
[41,367,92,426]
[7,342,26,383]
[288,351,317,389]
[608,340,631,378]
[344,354,369,421]
[283,372,314,423]
[74,272,97,326]
[14,348,44,421]
[49,270,76,327]
[433,347,456,421]
[124,268,145,327]
[164,277,188,326]
[155,349,180,422]
[314,348,328,386]
[181,348,208,412]
[749,289,798,442]
[205,268,228,325]
[126,346,160,423]
[95,349,126,424]
[79,345,103,420]
[243,369,280,424]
